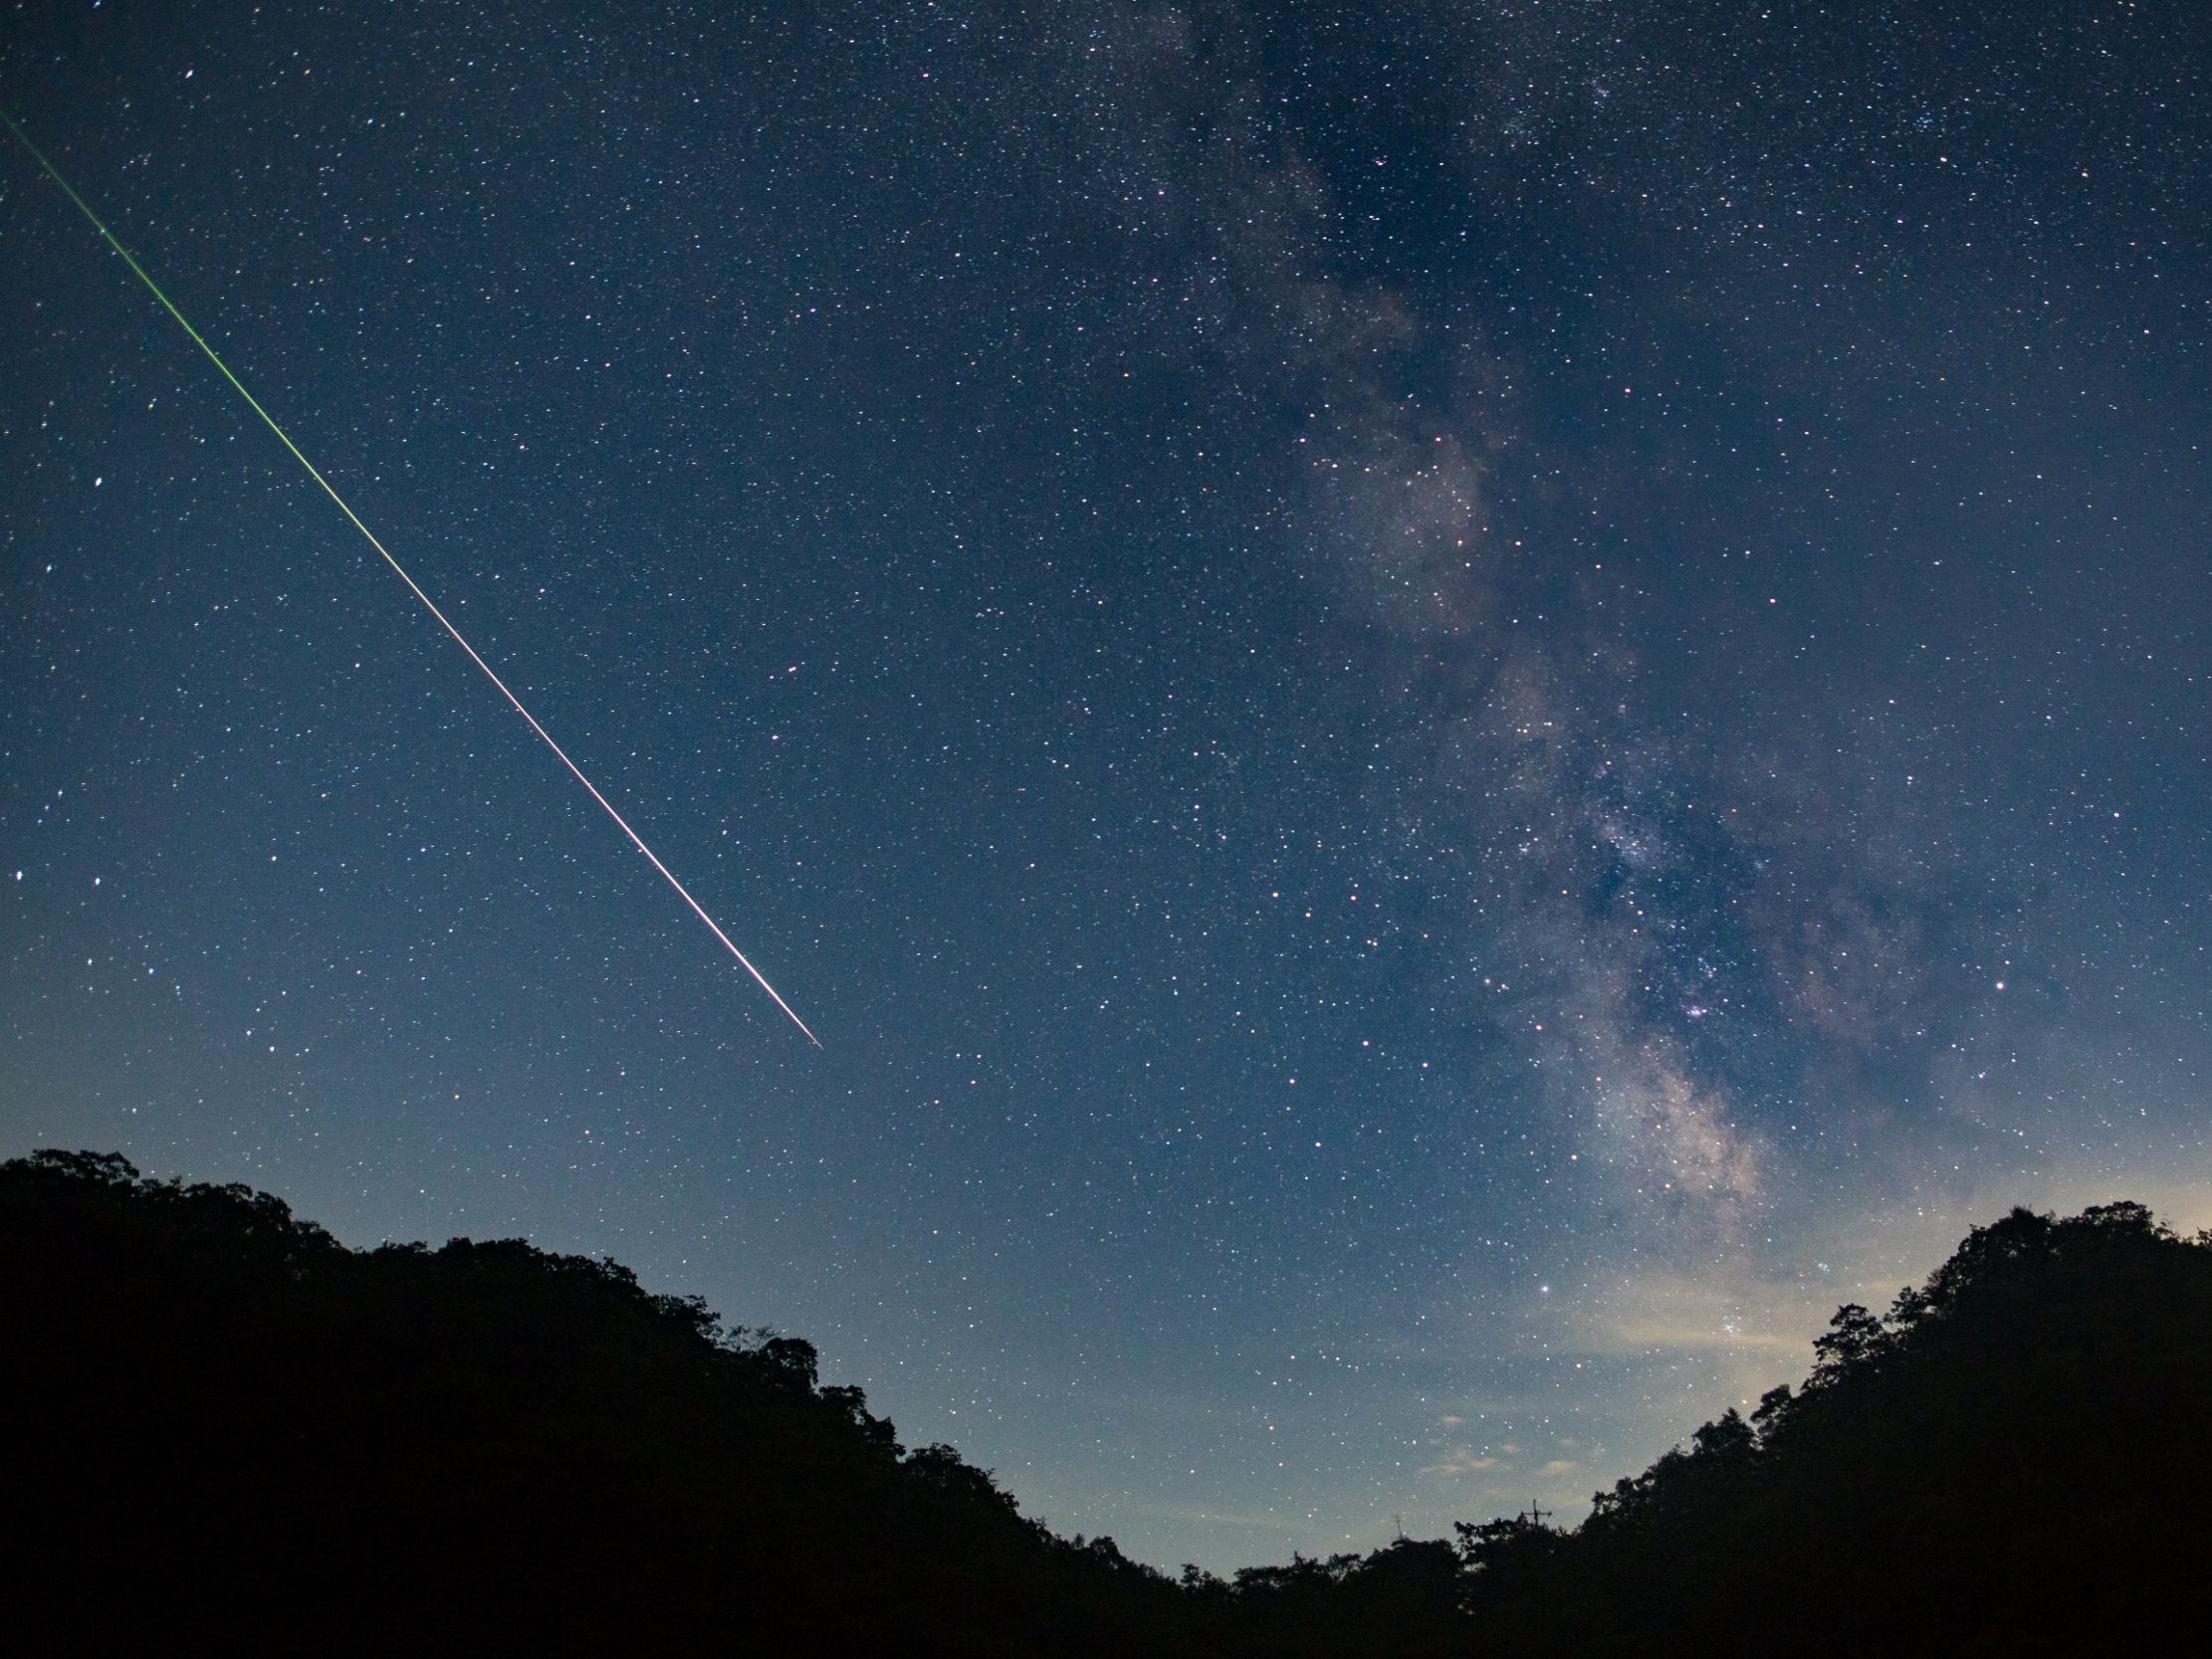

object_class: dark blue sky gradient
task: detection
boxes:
[5,0,2209,1568]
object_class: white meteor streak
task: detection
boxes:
[4,108,821,1047]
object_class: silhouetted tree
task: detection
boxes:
[1460,1197,2212,1654]
[14,1149,2212,1655]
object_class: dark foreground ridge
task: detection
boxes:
[6,1149,2210,1654]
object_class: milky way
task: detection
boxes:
[4,0,2208,1570]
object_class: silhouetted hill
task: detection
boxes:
[1459,1199,2212,1653]
[1,1149,1183,1655]
[8,1149,2212,1654]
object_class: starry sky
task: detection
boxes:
[4,0,2209,1570]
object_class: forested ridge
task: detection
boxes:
[7,1148,2209,1653]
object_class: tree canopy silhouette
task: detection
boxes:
[1458,1199,2212,1653]
[9,1149,2212,1654]
[1,1149,1180,1654]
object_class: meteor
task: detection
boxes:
[3,108,821,1048]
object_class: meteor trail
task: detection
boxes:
[3,108,821,1048]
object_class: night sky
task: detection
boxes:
[5,0,2209,1570]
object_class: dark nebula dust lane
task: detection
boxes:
[4,0,2208,1570]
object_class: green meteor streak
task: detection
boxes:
[2,108,821,1048]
